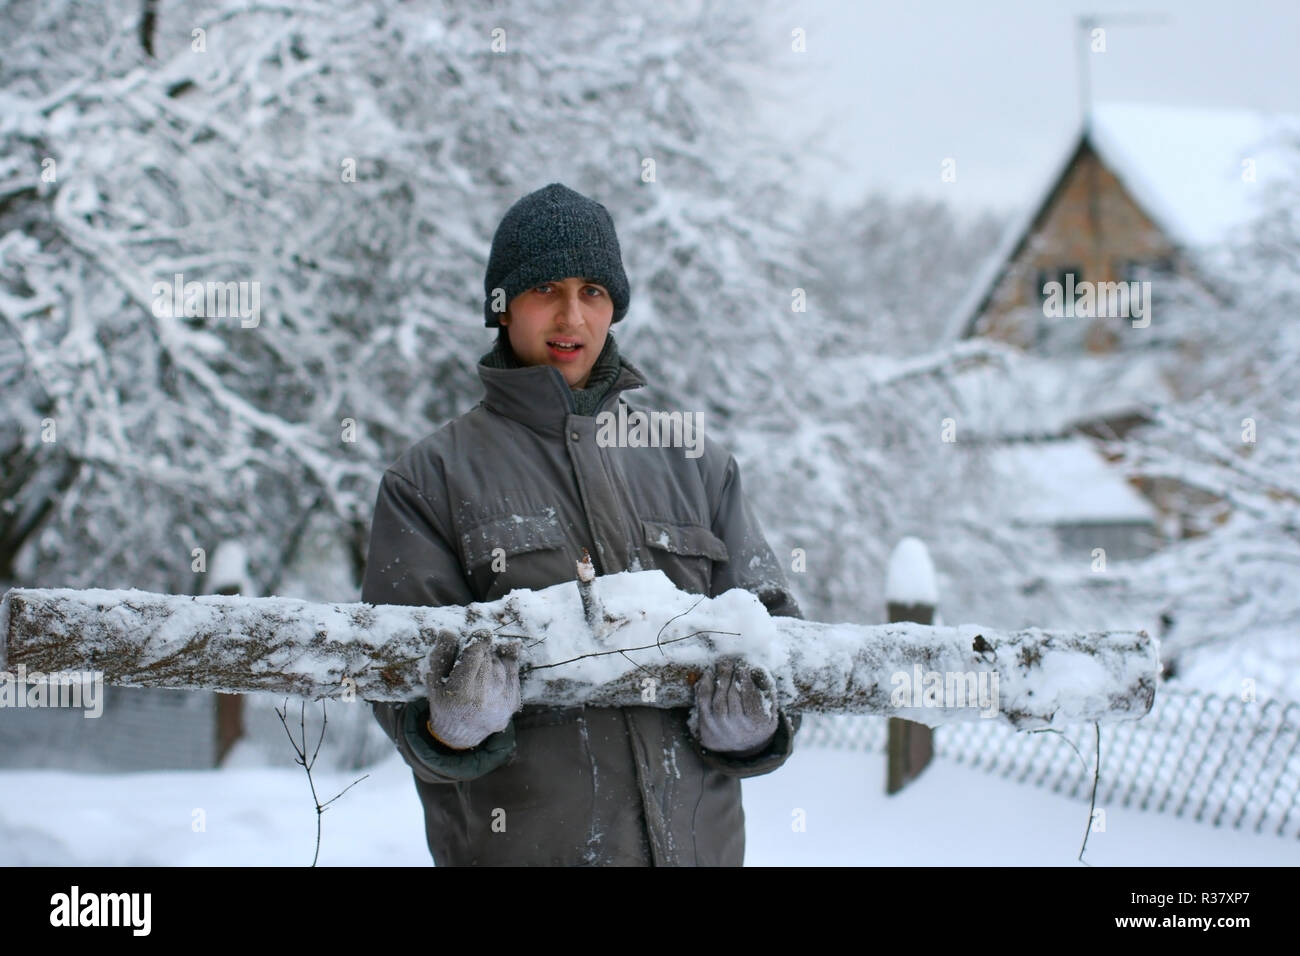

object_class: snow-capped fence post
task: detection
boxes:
[885,537,937,795]
[0,562,1159,726]
[206,541,252,768]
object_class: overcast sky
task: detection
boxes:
[751,0,1300,217]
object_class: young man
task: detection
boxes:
[362,182,802,866]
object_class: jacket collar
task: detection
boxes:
[477,348,648,434]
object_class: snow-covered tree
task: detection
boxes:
[0,0,809,594]
[793,193,1005,357]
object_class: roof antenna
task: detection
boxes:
[1074,13,1171,131]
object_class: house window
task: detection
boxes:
[1033,265,1081,347]
[1118,257,1174,282]
[1117,258,1175,318]
[1033,265,1083,307]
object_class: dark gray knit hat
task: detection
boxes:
[483,182,630,327]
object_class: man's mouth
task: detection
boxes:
[546,340,583,360]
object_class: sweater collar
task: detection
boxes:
[476,333,647,432]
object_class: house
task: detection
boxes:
[946,102,1299,357]
[942,103,1298,556]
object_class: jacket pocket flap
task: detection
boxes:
[462,513,568,567]
[641,519,729,562]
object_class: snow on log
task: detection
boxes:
[0,569,1158,728]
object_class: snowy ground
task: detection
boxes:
[1,745,1292,866]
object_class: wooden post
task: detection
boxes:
[886,538,938,794]
[215,691,245,765]
[209,543,251,766]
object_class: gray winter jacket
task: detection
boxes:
[361,343,803,866]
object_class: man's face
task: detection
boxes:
[501,276,614,388]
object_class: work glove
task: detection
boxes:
[691,658,780,756]
[424,627,521,751]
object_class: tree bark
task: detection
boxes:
[0,570,1158,728]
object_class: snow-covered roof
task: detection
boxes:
[945,102,1300,343]
[944,131,1087,346]
[1089,102,1299,249]
[988,437,1157,525]
[951,350,1174,441]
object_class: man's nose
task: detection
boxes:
[555,291,585,327]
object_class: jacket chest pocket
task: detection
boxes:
[640,518,729,596]
[461,512,572,600]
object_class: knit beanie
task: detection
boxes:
[483,182,631,327]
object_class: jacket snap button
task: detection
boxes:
[570,431,580,441]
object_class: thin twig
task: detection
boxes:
[320,774,369,810]
[655,598,705,658]
[310,699,327,766]
[521,628,739,674]
[1078,722,1102,866]
[1028,722,1104,865]
[1028,726,1090,773]
[275,698,370,867]
[618,648,654,678]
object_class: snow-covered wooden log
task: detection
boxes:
[0,568,1158,728]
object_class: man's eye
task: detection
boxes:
[532,283,602,295]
